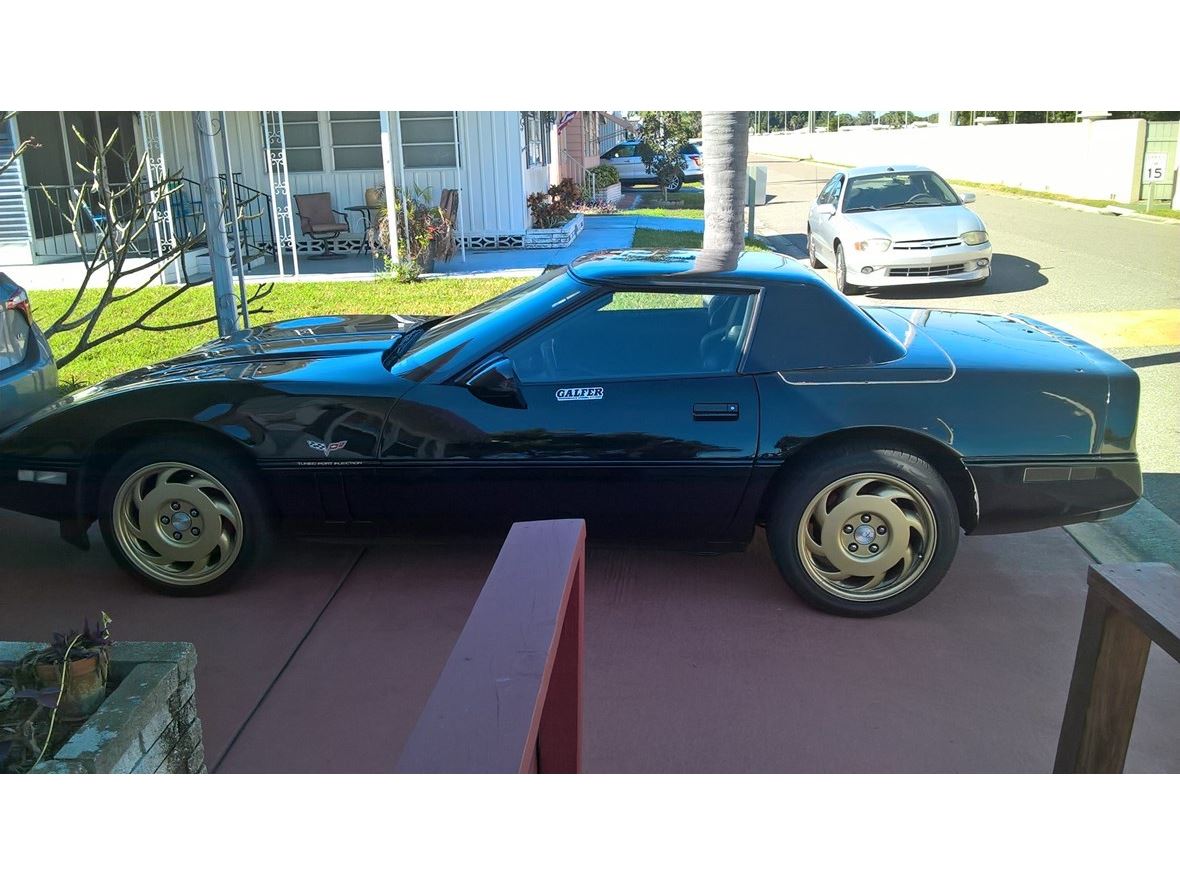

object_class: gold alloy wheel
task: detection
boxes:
[796,472,937,602]
[111,461,244,586]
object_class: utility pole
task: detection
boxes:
[192,111,237,337]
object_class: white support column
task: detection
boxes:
[378,111,400,264]
[192,111,237,337]
[455,111,466,263]
[263,111,299,278]
[393,111,412,260]
[139,111,179,284]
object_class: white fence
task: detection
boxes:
[749,119,1148,204]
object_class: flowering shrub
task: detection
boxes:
[369,185,455,266]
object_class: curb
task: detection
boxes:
[1064,497,1180,570]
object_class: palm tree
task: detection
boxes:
[701,112,749,257]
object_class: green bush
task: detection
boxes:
[590,164,620,187]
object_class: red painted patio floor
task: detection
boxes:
[2,510,1177,773]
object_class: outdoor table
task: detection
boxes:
[345,205,382,252]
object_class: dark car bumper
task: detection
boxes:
[966,457,1141,535]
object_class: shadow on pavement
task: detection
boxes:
[1144,472,1180,526]
[1123,351,1180,369]
[764,233,807,257]
[862,253,1048,299]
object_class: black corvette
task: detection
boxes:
[0,250,1141,615]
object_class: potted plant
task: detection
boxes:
[1,613,113,773]
[368,186,455,278]
[18,613,112,721]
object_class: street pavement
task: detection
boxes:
[750,155,1180,564]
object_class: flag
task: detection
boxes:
[556,111,577,133]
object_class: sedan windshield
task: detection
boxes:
[842,171,960,212]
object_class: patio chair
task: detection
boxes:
[294,192,351,259]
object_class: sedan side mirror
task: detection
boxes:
[464,356,527,409]
[816,202,836,215]
[959,192,976,203]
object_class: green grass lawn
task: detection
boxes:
[631,228,769,251]
[948,178,1180,220]
[31,276,527,389]
[620,183,705,219]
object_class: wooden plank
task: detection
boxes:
[396,519,586,773]
[1087,563,1180,662]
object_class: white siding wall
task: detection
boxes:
[158,110,540,240]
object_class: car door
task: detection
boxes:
[602,142,644,181]
[809,174,843,260]
[375,286,761,542]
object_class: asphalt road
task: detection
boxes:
[750,155,1180,536]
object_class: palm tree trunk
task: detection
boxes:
[701,112,749,256]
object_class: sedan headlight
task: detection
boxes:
[961,230,989,246]
[853,238,891,252]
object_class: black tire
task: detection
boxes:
[765,441,960,617]
[834,243,861,295]
[659,169,684,193]
[806,227,824,269]
[98,437,273,596]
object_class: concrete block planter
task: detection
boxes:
[523,213,584,249]
[592,182,623,205]
[0,641,205,774]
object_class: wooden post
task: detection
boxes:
[395,519,586,774]
[1054,563,1180,773]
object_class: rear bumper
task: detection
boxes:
[966,457,1141,535]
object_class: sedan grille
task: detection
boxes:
[892,237,962,251]
[887,264,966,277]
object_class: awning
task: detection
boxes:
[600,112,638,132]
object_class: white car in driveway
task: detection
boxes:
[806,164,992,294]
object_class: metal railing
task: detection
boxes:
[396,519,586,773]
[24,174,273,266]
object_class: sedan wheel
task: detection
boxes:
[99,440,272,595]
[766,442,960,616]
[834,244,860,295]
[659,169,684,193]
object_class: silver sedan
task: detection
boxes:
[806,164,992,294]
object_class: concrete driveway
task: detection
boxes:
[3,508,1178,773]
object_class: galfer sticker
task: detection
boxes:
[555,386,604,402]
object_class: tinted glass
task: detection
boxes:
[843,171,960,211]
[507,289,754,383]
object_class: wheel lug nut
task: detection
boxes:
[191,527,201,537]
[861,514,872,523]
[869,543,879,553]
[171,501,180,511]
[190,508,199,517]
[877,525,887,534]
[843,524,853,534]
[848,543,859,552]
[160,516,170,525]
[173,531,183,541]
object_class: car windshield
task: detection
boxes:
[390,268,578,375]
[842,171,960,212]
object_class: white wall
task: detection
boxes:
[749,119,1147,203]
[157,111,536,240]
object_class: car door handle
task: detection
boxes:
[693,402,740,420]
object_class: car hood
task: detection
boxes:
[843,205,984,241]
[22,314,435,417]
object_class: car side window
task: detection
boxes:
[506,289,755,383]
[604,143,634,160]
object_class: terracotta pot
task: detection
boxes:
[35,654,108,720]
[364,186,385,208]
